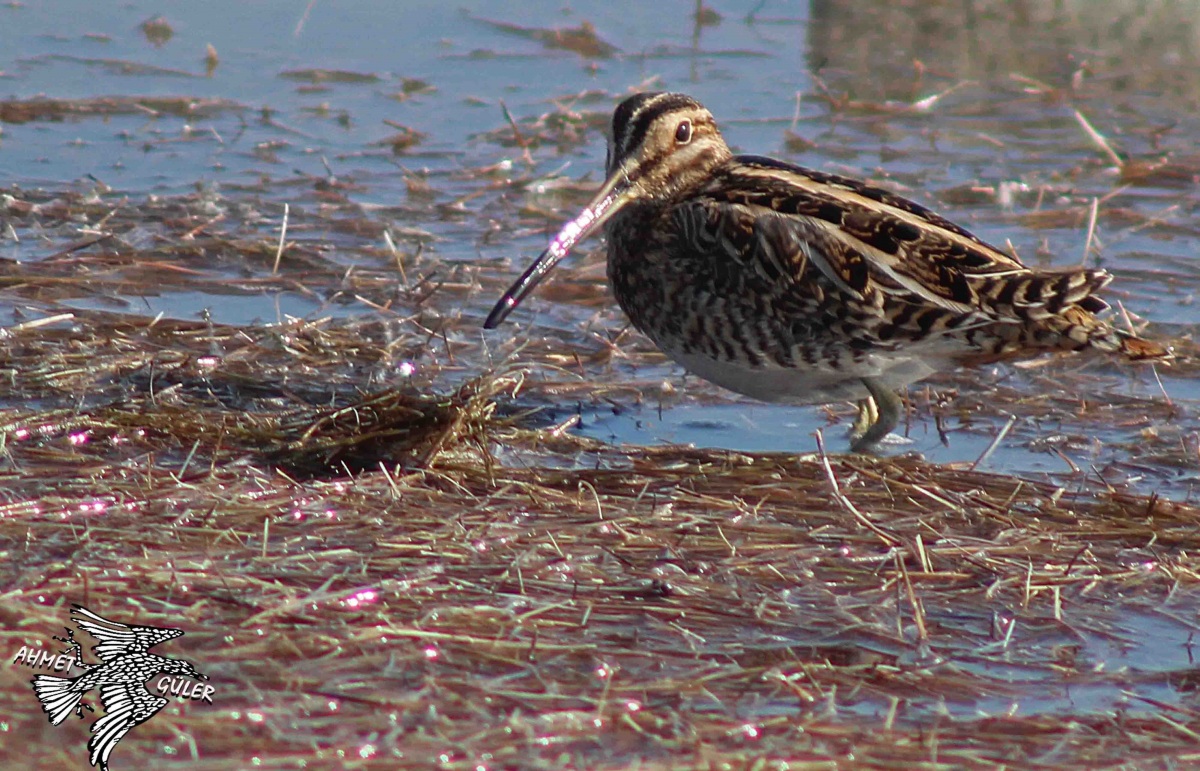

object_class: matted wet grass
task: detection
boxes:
[3,2,1200,769]
[0,209,1197,767]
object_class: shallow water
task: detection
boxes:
[4,2,1198,496]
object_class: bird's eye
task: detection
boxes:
[675,120,693,144]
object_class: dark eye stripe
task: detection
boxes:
[612,92,665,158]
[612,92,662,142]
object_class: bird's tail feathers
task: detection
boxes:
[1118,332,1171,361]
[1044,308,1172,361]
[32,675,85,725]
[973,267,1172,361]
[971,267,1111,321]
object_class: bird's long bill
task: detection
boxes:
[483,174,631,329]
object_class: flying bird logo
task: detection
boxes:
[28,605,210,771]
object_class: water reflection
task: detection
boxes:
[808,0,1200,101]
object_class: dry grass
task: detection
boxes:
[0,256,1197,768]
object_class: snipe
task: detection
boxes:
[484,92,1168,451]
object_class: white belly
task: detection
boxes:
[666,348,938,404]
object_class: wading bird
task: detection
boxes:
[485,92,1167,450]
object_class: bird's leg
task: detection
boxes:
[52,628,88,670]
[52,628,95,716]
[48,629,95,718]
[849,378,902,452]
[850,396,879,440]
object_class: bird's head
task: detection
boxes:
[165,658,208,681]
[483,92,731,328]
[603,91,730,202]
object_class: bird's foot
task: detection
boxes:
[52,629,90,670]
[848,380,904,453]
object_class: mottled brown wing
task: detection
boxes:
[705,158,1115,325]
[675,196,986,348]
